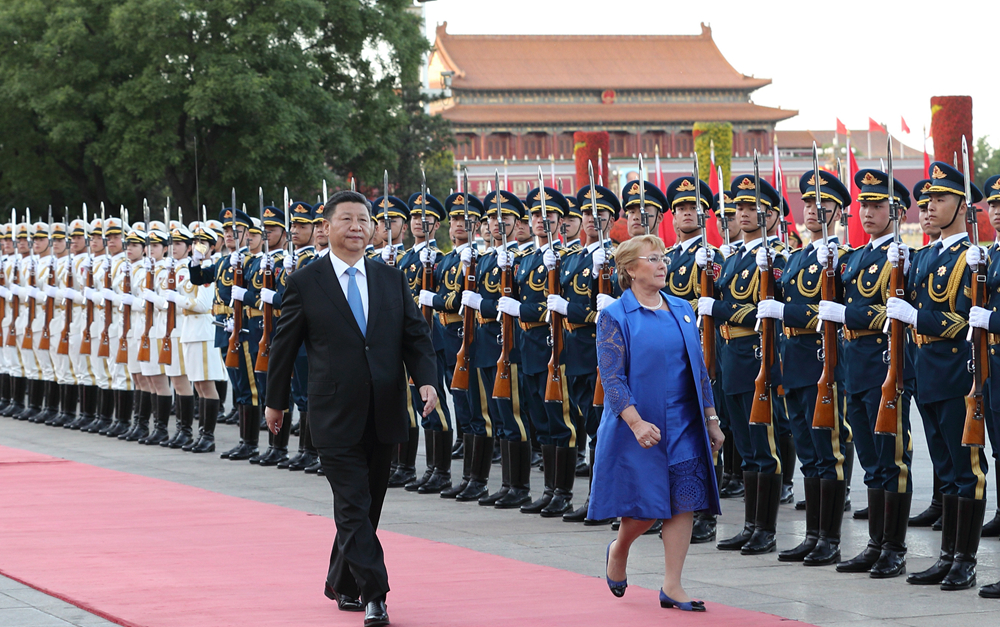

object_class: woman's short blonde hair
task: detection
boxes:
[615,234,666,290]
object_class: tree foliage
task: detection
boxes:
[975,136,1000,189]
[0,0,454,218]
[693,122,733,185]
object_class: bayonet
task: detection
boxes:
[588,161,605,252]
[283,187,291,258]
[718,166,730,248]
[638,154,649,234]
[259,187,267,256]
[420,167,430,245]
[537,166,553,245]
[322,180,329,206]
[383,170,394,267]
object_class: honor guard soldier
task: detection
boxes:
[503,185,577,518]
[554,183,620,525]
[758,169,852,566]
[0,225,13,415]
[115,226,150,439]
[62,219,100,430]
[698,175,787,556]
[894,162,987,590]
[41,220,71,426]
[79,217,117,434]
[101,217,134,437]
[822,168,915,578]
[6,221,32,419]
[396,191,452,493]
[138,225,173,444]
[373,196,408,268]
[26,221,59,423]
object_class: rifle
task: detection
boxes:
[638,154,650,234]
[57,210,73,355]
[718,166,731,249]
[962,135,987,448]
[875,136,906,436]
[452,169,476,391]
[137,199,154,362]
[694,153,716,381]
[116,205,132,364]
[419,168,435,326]
[255,188,272,373]
[383,170,396,267]
[812,144,839,430]
[22,208,36,351]
[225,189,242,368]
[539,170,564,404]
[590,162,612,406]
[81,205,94,355]
[837,157,851,244]
[492,173,514,400]
[158,203,176,365]
[749,152,775,426]
[4,210,17,348]
[39,207,56,351]
[97,202,112,358]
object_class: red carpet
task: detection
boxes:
[0,445,809,627]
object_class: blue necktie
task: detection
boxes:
[346,267,366,337]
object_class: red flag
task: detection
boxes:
[657,209,676,247]
[868,118,884,133]
[901,117,911,134]
[923,128,931,174]
[836,118,848,135]
[708,142,718,195]
[847,140,867,248]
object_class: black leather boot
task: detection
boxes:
[215,380,228,421]
[690,512,718,543]
[4,377,26,418]
[521,444,556,514]
[46,384,69,426]
[258,412,292,466]
[282,411,308,469]
[779,476,820,562]
[909,473,942,527]
[456,434,493,502]
[940,497,986,590]
[89,388,115,434]
[166,394,194,449]
[67,384,96,430]
[981,465,1000,537]
[0,373,11,414]
[405,429,435,491]
[742,472,781,555]
[907,493,958,585]
[16,379,43,421]
[230,404,260,461]
[128,391,151,442]
[541,446,576,517]
[442,433,474,499]
[39,382,62,425]
[720,445,745,498]
[481,439,512,506]
[805,479,847,566]
[110,390,135,438]
[451,433,465,460]
[286,413,318,469]
[870,491,912,577]
[497,441,532,509]
[119,390,143,439]
[388,427,419,487]
[779,434,796,504]
[191,397,219,453]
[838,488,885,572]
[419,431,453,494]
[981,580,1000,598]
[718,471,758,551]
[182,396,203,452]
[566,447,612,525]
[842,441,854,511]
[143,395,173,445]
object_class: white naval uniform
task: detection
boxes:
[178,261,224,382]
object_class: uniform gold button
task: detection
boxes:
[787,297,792,302]
[816,339,821,345]
[848,298,853,303]
[877,338,883,344]
[953,347,959,353]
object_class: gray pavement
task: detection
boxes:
[2,401,1000,626]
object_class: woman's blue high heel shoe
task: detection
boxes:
[660,589,705,612]
[605,541,627,597]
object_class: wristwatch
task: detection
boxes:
[705,415,720,424]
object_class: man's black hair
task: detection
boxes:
[323,190,372,220]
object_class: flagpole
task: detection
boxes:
[846,133,853,243]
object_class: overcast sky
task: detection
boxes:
[420,0,998,151]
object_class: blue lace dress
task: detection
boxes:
[587,290,722,520]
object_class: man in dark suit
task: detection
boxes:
[265,190,438,627]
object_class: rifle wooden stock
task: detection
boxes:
[421,259,434,326]
[80,264,94,355]
[254,259,273,373]
[116,265,131,364]
[39,259,55,351]
[451,255,477,391]
[96,271,112,358]
[875,262,906,435]
[700,250,716,381]
[56,259,73,355]
[812,260,838,430]
[749,260,774,425]
[22,262,35,350]
[962,261,988,448]
[137,264,154,362]
[544,261,564,403]
[225,257,243,368]
[493,262,514,400]
[158,262,176,365]
[5,293,18,348]
[592,260,613,406]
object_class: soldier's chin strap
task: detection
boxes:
[767,209,781,236]
[940,195,965,231]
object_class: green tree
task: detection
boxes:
[693,122,733,187]
[975,136,1000,189]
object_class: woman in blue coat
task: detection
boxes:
[590,234,724,611]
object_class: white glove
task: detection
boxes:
[755,247,776,270]
[697,296,716,317]
[756,299,784,320]
[543,248,557,271]
[969,306,992,330]
[817,300,846,324]
[497,249,513,269]
[497,296,521,318]
[887,242,910,273]
[460,247,473,271]
[121,294,135,307]
[143,257,152,272]
[80,255,92,270]
[0,287,9,299]
[44,285,58,299]
[283,254,295,272]
[231,285,246,302]
[29,287,42,300]
[815,242,831,269]
[260,288,276,305]
[419,247,434,265]
[418,290,436,307]
[9,285,22,298]
[720,244,734,258]
[141,289,159,304]
[162,289,179,304]
[63,288,82,304]
[591,247,607,276]
[886,297,918,326]
[192,247,205,264]
[101,287,118,303]
[695,247,708,269]
[596,293,616,311]
[547,294,569,316]
[229,251,243,268]
[381,246,395,264]
[224,318,234,333]
[966,245,987,268]
[461,290,482,311]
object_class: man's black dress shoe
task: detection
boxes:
[364,597,389,626]
[324,583,363,612]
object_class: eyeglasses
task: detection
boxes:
[638,254,665,265]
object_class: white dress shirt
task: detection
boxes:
[329,252,369,321]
